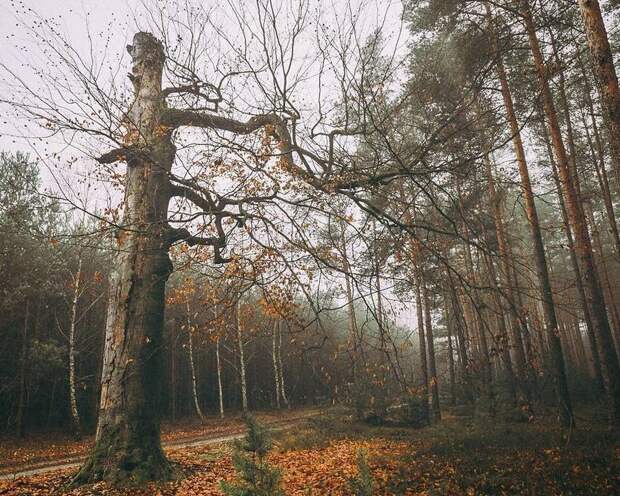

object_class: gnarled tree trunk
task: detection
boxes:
[74,32,175,484]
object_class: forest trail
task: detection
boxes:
[0,410,320,481]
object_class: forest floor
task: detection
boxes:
[0,405,618,495]
[0,408,319,478]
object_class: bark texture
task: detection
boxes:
[577,0,620,187]
[521,0,619,426]
[69,258,83,439]
[486,2,573,427]
[74,32,174,484]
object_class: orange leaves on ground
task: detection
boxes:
[272,438,412,495]
[0,437,413,496]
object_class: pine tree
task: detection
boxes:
[221,416,284,496]
[348,449,374,496]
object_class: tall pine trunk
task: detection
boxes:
[415,281,430,423]
[487,2,573,427]
[577,0,620,187]
[541,119,605,391]
[442,286,457,407]
[521,0,619,426]
[482,151,519,407]
[423,283,441,421]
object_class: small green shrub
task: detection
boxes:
[348,449,374,496]
[220,415,284,496]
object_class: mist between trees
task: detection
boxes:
[0,0,619,488]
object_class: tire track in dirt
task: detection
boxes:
[0,412,319,481]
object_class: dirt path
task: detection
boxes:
[0,412,318,481]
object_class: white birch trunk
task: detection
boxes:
[272,320,281,409]
[278,322,289,408]
[216,337,224,418]
[236,299,248,412]
[69,257,83,439]
[187,300,205,423]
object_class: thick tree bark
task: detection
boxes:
[577,0,620,188]
[74,32,175,484]
[521,0,619,427]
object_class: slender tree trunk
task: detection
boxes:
[216,337,224,419]
[482,250,518,408]
[272,320,281,409]
[415,282,430,423]
[69,258,83,440]
[423,283,441,421]
[446,270,472,403]
[483,7,530,399]
[482,151,519,408]
[577,0,620,188]
[373,220,391,409]
[187,301,205,423]
[16,300,29,439]
[585,204,620,354]
[442,287,457,407]
[170,336,176,423]
[521,0,619,426]
[47,380,57,429]
[236,299,248,413]
[75,33,175,484]
[542,119,605,391]
[486,2,574,427]
[570,319,588,372]
[580,95,620,260]
[278,324,289,408]
[476,279,497,418]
